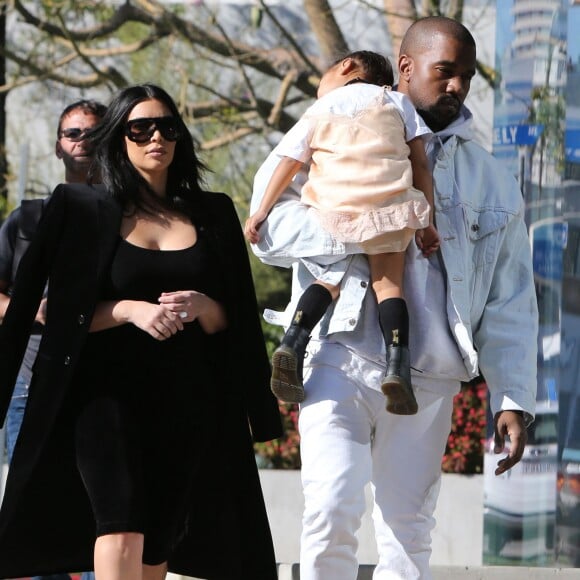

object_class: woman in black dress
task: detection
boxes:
[0,84,282,580]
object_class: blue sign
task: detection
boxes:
[493,124,544,146]
[532,221,568,281]
[565,129,580,162]
[545,378,557,402]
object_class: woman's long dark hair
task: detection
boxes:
[88,83,207,212]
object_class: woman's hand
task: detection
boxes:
[35,298,48,325]
[90,300,183,340]
[127,301,184,340]
[158,290,227,334]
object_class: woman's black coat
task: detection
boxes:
[0,183,283,579]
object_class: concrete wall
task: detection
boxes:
[275,564,580,579]
[1,463,484,567]
[258,470,484,567]
[178,471,561,579]
[5,462,579,577]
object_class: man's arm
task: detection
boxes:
[475,215,538,472]
[0,188,63,426]
[476,216,538,413]
[0,209,19,322]
[1,279,47,326]
[0,203,48,325]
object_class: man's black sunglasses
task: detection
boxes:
[59,128,91,142]
[125,117,182,143]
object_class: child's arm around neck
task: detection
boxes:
[245,156,304,244]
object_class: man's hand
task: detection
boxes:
[493,410,527,476]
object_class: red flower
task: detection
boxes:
[441,380,487,474]
[255,381,488,473]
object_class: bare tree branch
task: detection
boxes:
[206,5,260,110]
[201,126,260,150]
[12,0,159,41]
[1,0,497,203]
[0,45,126,90]
[267,69,298,127]
[56,33,168,58]
[302,0,349,63]
[55,11,124,90]
[258,0,320,76]
[382,0,417,57]
[11,0,320,97]
[447,0,465,21]
[159,5,318,97]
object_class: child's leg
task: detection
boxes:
[271,281,338,403]
[368,252,418,415]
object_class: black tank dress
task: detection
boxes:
[73,232,221,565]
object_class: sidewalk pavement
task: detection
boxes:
[11,567,580,579]
[174,565,580,579]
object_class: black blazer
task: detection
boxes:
[0,183,282,579]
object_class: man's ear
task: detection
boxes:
[398,54,413,81]
[55,141,63,160]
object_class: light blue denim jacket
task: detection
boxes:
[251,106,538,420]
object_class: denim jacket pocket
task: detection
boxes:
[464,207,510,269]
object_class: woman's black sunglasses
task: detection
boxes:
[125,116,182,143]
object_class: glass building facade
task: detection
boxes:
[483,0,580,567]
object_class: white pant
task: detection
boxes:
[299,345,457,580]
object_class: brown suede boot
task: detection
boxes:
[271,325,311,403]
[381,344,418,415]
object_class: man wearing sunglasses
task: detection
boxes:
[55,101,107,183]
[0,99,106,580]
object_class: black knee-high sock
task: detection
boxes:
[290,284,333,331]
[377,298,409,347]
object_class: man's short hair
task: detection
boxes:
[57,99,108,136]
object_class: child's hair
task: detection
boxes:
[333,50,394,87]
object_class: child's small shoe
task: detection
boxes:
[381,344,418,415]
[270,324,310,403]
[271,345,305,403]
[270,325,311,403]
